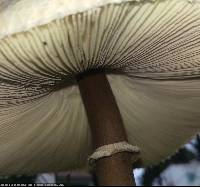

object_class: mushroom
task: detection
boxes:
[0,0,200,185]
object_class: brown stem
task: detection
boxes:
[77,70,135,186]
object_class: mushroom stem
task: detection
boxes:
[77,70,135,186]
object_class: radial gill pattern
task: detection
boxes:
[0,0,200,106]
[0,0,200,174]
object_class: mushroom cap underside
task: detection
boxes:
[0,0,200,174]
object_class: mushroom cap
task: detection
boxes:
[0,0,135,39]
[0,0,200,174]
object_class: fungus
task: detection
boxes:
[0,0,200,185]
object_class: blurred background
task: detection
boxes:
[0,135,200,186]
